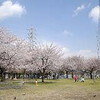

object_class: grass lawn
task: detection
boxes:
[0,78,100,100]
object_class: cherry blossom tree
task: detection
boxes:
[29,43,63,82]
[1,27,100,83]
[61,56,86,78]
[0,27,31,81]
[85,57,100,79]
[0,27,19,81]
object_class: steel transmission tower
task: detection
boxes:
[97,0,100,58]
[27,26,37,49]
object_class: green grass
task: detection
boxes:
[0,78,100,100]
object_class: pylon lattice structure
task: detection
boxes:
[97,0,100,58]
[27,26,37,49]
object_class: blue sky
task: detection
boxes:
[0,0,99,57]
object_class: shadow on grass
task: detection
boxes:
[0,85,23,90]
[25,81,57,85]
[0,82,23,90]
[39,81,57,84]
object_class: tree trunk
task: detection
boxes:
[11,72,14,80]
[53,73,56,79]
[41,68,45,82]
[18,73,21,79]
[8,73,10,79]
[90,72,93,79]
[14,73,17,80]
[23,73,25,81]
[1,72,5,82]
[42,75,44,82]
[66,71,68,78]
[72,71,74,78]
[0,68,5,82]
[27,74,30,79]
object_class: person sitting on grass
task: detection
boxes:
[81,76,85,82]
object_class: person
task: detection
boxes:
[22,81,24,85]
[81,76,85,82]
[35,79,38,86]
[74,74,78,82]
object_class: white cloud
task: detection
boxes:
[89,6,100,23]
[77,50,95,58]
[62,48,96,58]
[78,50,91,54]
[0,1,26,20]
[62,47,72,57]
[38,39,96,58]
[73,4,85,16]
[63,30,72,37]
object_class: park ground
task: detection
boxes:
[0,78,100,100]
